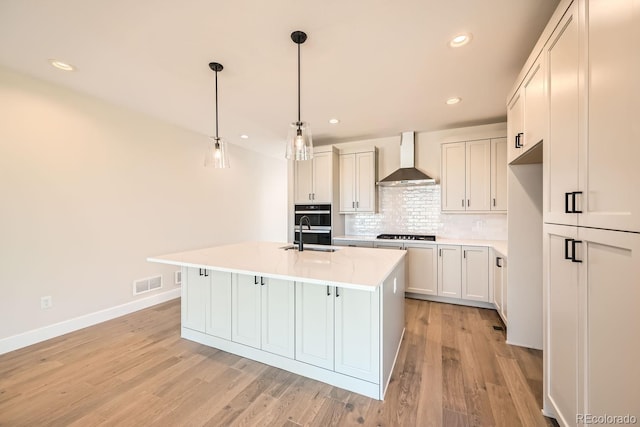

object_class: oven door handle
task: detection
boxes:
[294,210,331,214]
[299,229,331,234]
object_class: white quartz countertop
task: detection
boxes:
[148,241,406,292]
[333,235,508,257]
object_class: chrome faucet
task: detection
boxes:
[298,215,311,251]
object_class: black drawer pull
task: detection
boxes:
[496,257,502,268]
[564,238,573,260]
[572,191,583,214]
[571,240,583,263]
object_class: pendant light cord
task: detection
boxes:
[297,42,301,124]
[215,69,219,139]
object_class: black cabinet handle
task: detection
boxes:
[571,240,583,263]
[572,191,583,214]
[515,132,524,148]
[261,277,265,286]
[461,199,465,208]
[336,287,340,298]
[439,248,442,257]
[565,192,572,213]
[254,276,258,285]
[467,199,470,207]
[564,238,574,260]
[204,270,208,277]
[463,250,466,259]
[493,198,496,207]
[496,257,502,268]
[327,285,331,296]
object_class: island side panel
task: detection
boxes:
[381,258,406,398]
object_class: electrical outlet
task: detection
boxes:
[40,296,53,309]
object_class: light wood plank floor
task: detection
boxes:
[0,298,557,426]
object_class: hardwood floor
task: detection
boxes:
[0,298,557,426]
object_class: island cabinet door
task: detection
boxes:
[261,278,295,359]
[334,287,380,383]
[206,271,232,340]
[231,274,262,349]
[295,282,334,370]
[182,267,208,332]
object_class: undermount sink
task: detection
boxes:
[280,245,339,253]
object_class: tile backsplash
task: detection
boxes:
[344,185,507,240]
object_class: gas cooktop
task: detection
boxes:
[376,233,436,241]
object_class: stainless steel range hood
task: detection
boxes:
[377,131,436,186]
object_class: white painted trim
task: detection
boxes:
[0,288,181,356]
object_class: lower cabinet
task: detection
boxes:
[182,268,232,340]
[405,243,438,296]
[461,246,489,302]
[492,250,508,324]
[545,225,640,425]
[438,245,462,298]
[232,274,295,358]
[295,281,380,383]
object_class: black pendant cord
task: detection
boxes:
[214,68,219,140]
[297,41,301,125]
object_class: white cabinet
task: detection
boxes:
[405,243,438,296]
[261,277,295,358]
[441,139,492,212]
[545,224,640,425]
[182,268,232,340]
[437,245,462,298]
[295,282,334,370]
[231,274,262,348]
[490,138,508,211]
[232,274,295,358]
[491,251,507,324]
[334,286,380,383]
[544,0,640,233]
[461,246,489,302]
[295,281,380,383]
[294,150,334,203]
[339,150,377,213]
[508,57,546,164]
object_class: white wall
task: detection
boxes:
[0,66,287,344]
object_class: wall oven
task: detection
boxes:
[294,204,332,245]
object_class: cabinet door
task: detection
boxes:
[441,142,466,211]
[339,154,356,213]
[206,271,232,340]
[231,274,261,348]
[355,151,376,212]
[490,138,508,211]
[261,278,295,358]
[545,5,580,226]
[493,254,504,314]
[294,159,314,203]
[580,227,640,420]
[582,0,640,233]
[466,140,491,211]
[295,282,334,370]
[462,246,489,302]
[545,225,579,427]
[405,244,438,295]
[312,152,332,203]
[523,59,546,151]
[437,245,462,298]
[507,92,524,163]
[182,267,207,332]
[334,287,380,383]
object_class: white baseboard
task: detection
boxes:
[0,288,181,356]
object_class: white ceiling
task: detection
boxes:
[0,0,559,158]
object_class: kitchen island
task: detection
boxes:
[148,241,406,400]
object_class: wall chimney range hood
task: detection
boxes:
[377,131,436,187]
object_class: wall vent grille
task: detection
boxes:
[133,275,163,296]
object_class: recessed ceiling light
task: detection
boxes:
[329,118,340,124]
[240,134,249,139]
[449,33,472,48]
[49,59,75,71]
[446,97,462,105]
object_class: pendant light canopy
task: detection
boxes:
[204,62,230,168]
[285,30,314,161]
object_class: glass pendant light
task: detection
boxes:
[204,62,230,168]
[285,30,313,161]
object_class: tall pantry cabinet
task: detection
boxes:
[537,0,640,425]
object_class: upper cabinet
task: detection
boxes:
[339,149,377,214]
[543,0,640,233]
[294,148,336,204]
[508,56,547,164]
[442,138,505,212]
